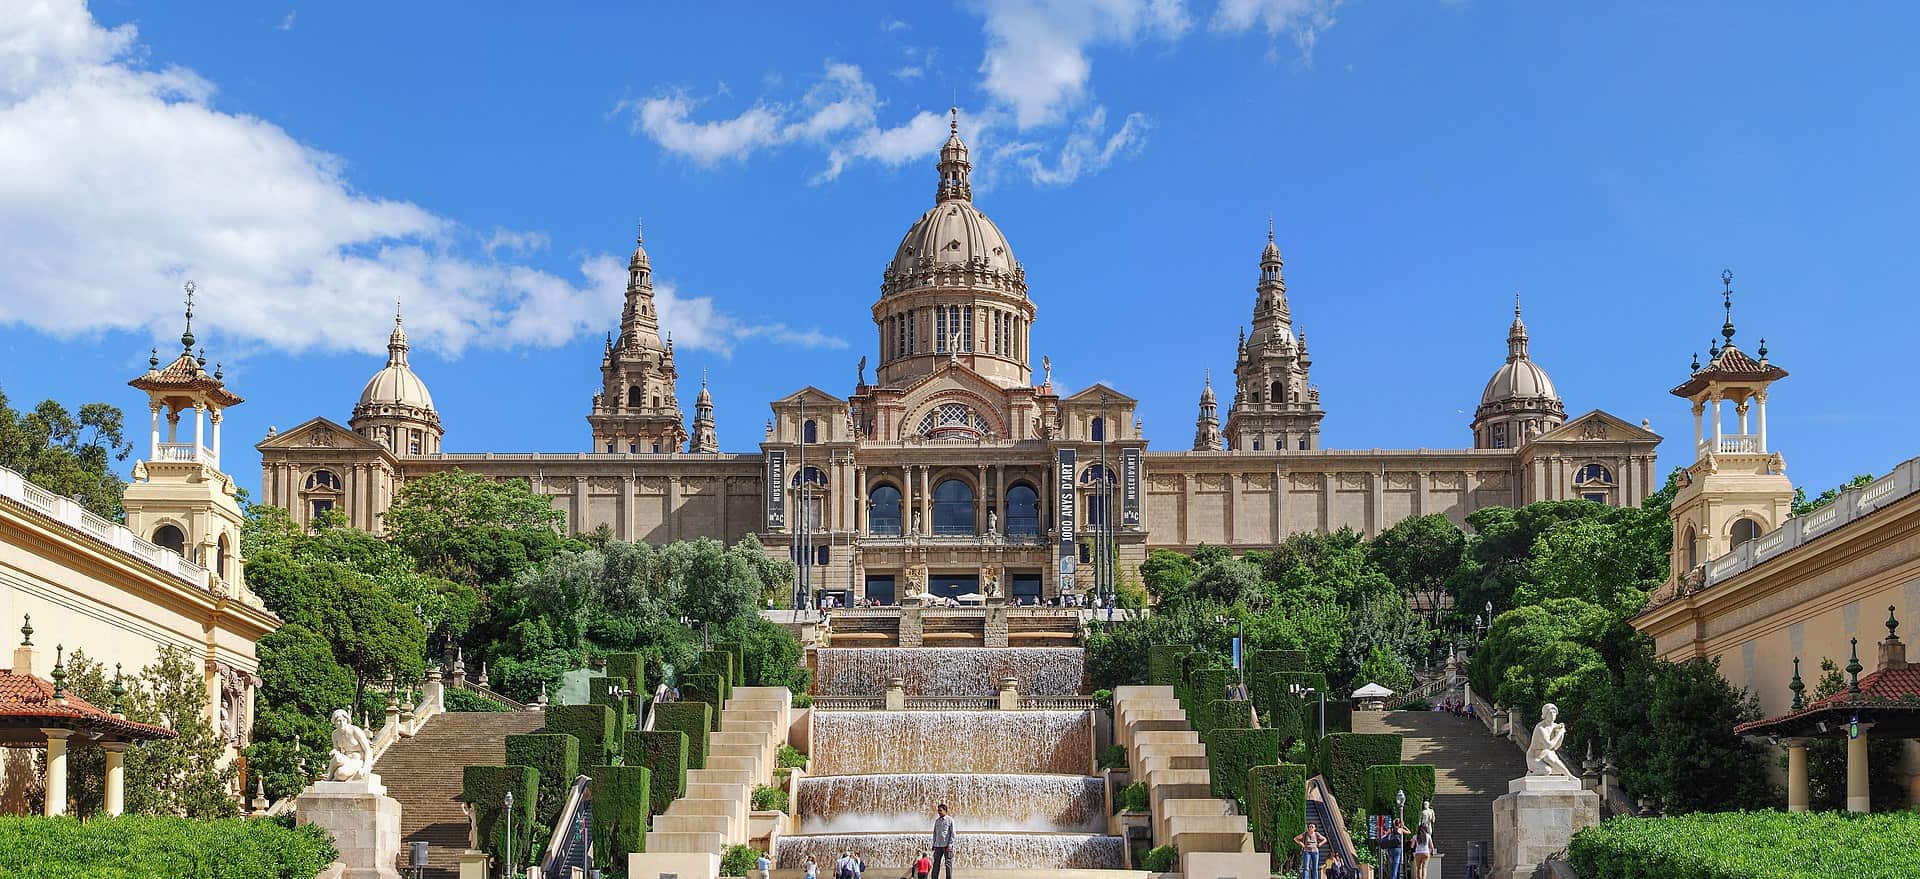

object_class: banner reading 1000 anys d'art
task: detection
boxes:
[1057,448,1076,586]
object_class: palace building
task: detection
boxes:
[258,112,1660,605]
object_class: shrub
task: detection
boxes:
[445,688,511,712]
[1362,764,1436,828]
[1207,728,1280,808]
[652,701,713,769]
[588,764,651,862]
[1301,697,1352,742]
[1569,811,1920,879]
[791,692,813,708]
[462,764,538,867]
[1399,698,1432,712]
[1206,699,1254,735]
[1119,780,1150,812]
[625,730,688,815]
[1186,667,1232,723]
[1253,649,1308,675]
[503,734,580,825]
[720,843,761,877]
[586,675,633,733]
[1246,763,1308,870]
[542,704,615,764]
[1093,688,1114,717]
[694,650,736,702]
[1141,843,1179,872]
[681,672,727,730]
[1148,645,1189,687]
[1098,744,1128,770]
[0,815,337,879]
[603,651,647,695]
[1312,733,1402,804]
[752,784,788,812]
[707,640,747,687]
[778,744,809,769]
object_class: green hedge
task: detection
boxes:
[1205,699,1254,739]
[587,675,634,734]
[626,730,689,815]
[752,784,789,812]
[695,651,735,702]
[603,651,647,695]
[1207,727,1280,807]
[1247,763,1308,870]
[462,764,539,867]
[652,701,713,770]
[1119,780,1150,812]
[1362,764,1436,827]
[1148,646,1190,687]
[707,641,746,687]
[445,688,511,712]
[1301,697,1352,743]
[681,673,727,731]
[1252,649,1308,675]
[1142,844,1179,872]
[1569,811,1920,879]
[503,734,579,825]
[588,764,651,863]
[1312,733,1402,804]
[1186,667,1232,730]
[543,704,615,764]
[0,815,337,879]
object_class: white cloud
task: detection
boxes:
[881,18,911,32]
[0,0,827,358]
[1211,0,1342,64]
[626,91,787,164]
[975,0,1190,129]
[892,65,924,81]
[277,11,296,31]
[580,257,846,356]
[1004,106,1150,186]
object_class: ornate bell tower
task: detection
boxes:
[124,282,249,596]
[588,223,689,454]
[1663,270,1794,597]
[1226,221,1324,451]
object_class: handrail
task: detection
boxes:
[538,774,594,877]
[1306,774,1360,870]
[452,677,530,711]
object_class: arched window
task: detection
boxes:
[216,534,230,579]
[1090,417,1105,442]
[932,478,975,536]
[792,466,828,531]
[1081,464,1117,527]
[1005,483,1040,538]
[1683,525,1699,570]
[305,470,341,491]
[1575,463,1614,485]
[1270,381,1285,403]
[627,386,644,407]
[803,419,818,444]
[868,485,902,536]
[1731,517,1763,549]
[792,466,828,487]
[152,524,185,554]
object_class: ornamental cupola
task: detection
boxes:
[1226,221,1324,451]
[689,371,719,453]
[589,220,688,454]
[352,304,442,455]
[1192,371,1223,451]
[1472,296,1564,449]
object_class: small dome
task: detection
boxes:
[886,200,1020,282]
[1480,358,1558,406]
[357,314,436,412]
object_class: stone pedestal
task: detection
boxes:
[1491,775,1599,879]
[298,779,403,879]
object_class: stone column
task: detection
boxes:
[103,742,129,816]
[192,403,205,457]
[148,403,161,460]
[886,678,906,710]
[210,408,223,467]
[853,466,866,534]
[1785,738,1809,813]
[1711,393,1723,450]
[976,464,988,533]
[1691,401,1704,453]
[1847,727,1871,813]
[621,475,637,542]
[998,677,1020,710]
[42,728,70,816]
[1757,391,1769,452]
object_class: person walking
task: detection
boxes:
[1411,823,1434,879]
[930,803,956,879]
[1380,818,1407,879]
[1294,822,1327,879]
[804,854,818,879]
[913,850,932,879]
[757,852,773,879]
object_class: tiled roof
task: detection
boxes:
[1735,660,1920,736]
[0,668,177,740]
[1669,343,1789,397]
[127,353,244,406]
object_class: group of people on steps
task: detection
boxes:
[1295,817,1435,879]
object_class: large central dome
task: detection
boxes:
[885,200,1020,283]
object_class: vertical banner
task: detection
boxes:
[765,449,787,529]
[1057,448,1076,589]
[1121,447,1142,528]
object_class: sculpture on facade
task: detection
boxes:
[983,568,1000,597]
[905,565,927,597]
[911,509,923,535]
[987,509,998,536]
[857,356,866,386]
[326,708,376,782]
[1525,702,1573,777]
[1042,355,1052,386]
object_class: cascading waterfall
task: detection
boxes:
[773,832,1125,870]
[814,647,1086,696]
[810,711,1092,776]
[794,773,1106,834]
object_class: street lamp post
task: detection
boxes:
[504,789,516,877]
[1394,788,1408,879]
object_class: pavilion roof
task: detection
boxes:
[0,668,176,741]
[1735,663,1920,739]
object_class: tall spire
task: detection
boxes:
[180,281,197,353]
[387,300,409,367]
[689,369,718,453]
[1719,268,1737,346]
[1193,370,1222,451]
[936,107,973,203]
[1507,293,1530,362]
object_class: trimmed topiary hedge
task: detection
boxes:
[1148,645,1189,687]
[1206,727,1280,807]
[1569,811,1920,879]
[680,672,727,731]
[603,652,647,695]
[1252,649,1308,675]
[626,729,689,815]
[707,640,746,687]
[588,764,651,863]
[695,651,735,702]
[504,733,580,826]
[462,764,539,867]
[652,701,713,770]
[543,703,615,765]
[1312,733,1402,804]
[1247,763,1308,870]
[0,815,337,879]
[587,675,633,734]
[1362,764,1436,828]
[1186,667,1232,730]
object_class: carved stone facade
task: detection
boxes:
[260,115,1660,600]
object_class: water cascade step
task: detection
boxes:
[814,647,1086,696]
[810,710,1093,776]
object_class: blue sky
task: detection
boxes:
[2,1,1915,503]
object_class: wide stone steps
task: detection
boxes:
[1355,711,1522,879]
[373,709,547,879]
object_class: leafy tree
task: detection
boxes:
[1803,657,1905,811]
[1085,601,1232,690]
[247,624,354,798]
[62,647,239,818]
[1354,644,1414,695]
[385,470,571,585]
[1367,514,1464,623]
[1519,518,1658,617]
[1630,658,1776,812]
[0,387,131,521]
[1139,549,1199,604]
[1793,474,1876,517]
[1190,558,1263,608]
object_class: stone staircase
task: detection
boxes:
[1354,710,1522,879]
[373,709,546,879]
[636,686,792,877]
[1111,685,1268,879]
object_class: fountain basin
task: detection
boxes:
[795,773,1106,834]
[815,647,1086,697]
[810,710,1093,776]
[773,832,1126,870]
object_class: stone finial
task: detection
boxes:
[110,664,127,717]
[1880,606,1908,671]
[250,777,269,813]
[1847,638,1863,695]
[50,645,66,702]
[1789,657,1805,710]
[19,614,31,647]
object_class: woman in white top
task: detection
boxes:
[1412,823,1434,878]
[805,854,818,879]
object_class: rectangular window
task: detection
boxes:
[409,431,422,454]
[1298,437,1309,450]
[1492,423,1507,448]
[963,305,973,352]
[1583,492,1608,504]
[935,307,947,352]
[908,311,917,354]
[310,499,333,519]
